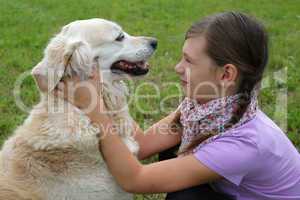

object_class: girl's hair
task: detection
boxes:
[182,12,269,152]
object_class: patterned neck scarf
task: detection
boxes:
[178,87,259,156]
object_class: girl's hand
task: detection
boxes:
[173,104,182,123]
[170,104,182,133]
[54,68,107,117]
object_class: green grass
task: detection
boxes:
[0,0,299,199]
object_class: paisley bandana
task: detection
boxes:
[178,87,259,156]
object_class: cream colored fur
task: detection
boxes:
[0,18,155,200]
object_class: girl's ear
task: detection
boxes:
[215,64,239,96]
[218,64,239,83]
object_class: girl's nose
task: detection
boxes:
[175,62,185,75]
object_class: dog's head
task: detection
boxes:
[32,18,157,92]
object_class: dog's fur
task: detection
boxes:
[0,18,156,200]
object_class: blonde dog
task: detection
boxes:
[0,18,157,200]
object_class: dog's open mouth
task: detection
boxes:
[111,60,149,76]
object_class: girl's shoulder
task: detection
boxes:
[218,109,284,144]
[193,110,300,187]
[211,109,298,160]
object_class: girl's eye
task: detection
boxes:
[185,57,191,63]
[116,34,125,42]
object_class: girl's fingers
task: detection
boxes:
[57,82,65,91]
[53,89,65,100]
[56,82,69,99]
[172,104,182,123]
[55,81,70,100]
[91,67,101,81]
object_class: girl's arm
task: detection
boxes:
[90,111,222,194]
[133,110,182,160]
[55,69,222,194]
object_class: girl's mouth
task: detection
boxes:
[181,79,188,85]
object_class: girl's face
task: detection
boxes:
[175,36,224,103]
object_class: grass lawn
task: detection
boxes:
[0,0,299,199]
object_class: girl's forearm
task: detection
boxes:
[137,113,182,160]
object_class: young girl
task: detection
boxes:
[56,12,300,200]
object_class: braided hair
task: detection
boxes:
[182,12,269,152]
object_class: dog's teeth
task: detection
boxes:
[114,60,149,73]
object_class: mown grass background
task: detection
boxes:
[0,0,299,199]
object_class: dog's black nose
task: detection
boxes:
[149,39,158,50]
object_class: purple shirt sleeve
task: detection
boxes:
[193,133,259,186]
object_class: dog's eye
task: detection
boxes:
[115,34,125,42]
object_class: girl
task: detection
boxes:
[56,12,300,200]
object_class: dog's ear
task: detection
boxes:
[61,24,70,35]
[31,35,93,92]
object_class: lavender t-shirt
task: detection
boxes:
[194,109,300,200]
